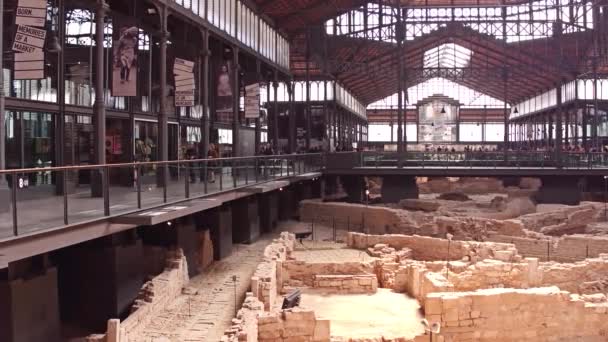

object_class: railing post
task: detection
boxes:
[185,162,190,199]
[203,160,208,194]
[63,169,68,225]
[219,159,224,191]
[103,166,110,216]
[233,160,237,188]
[11,174,18,236]
[136,165,142,209]
[245,159,249,185]
[162,164,168,203]
[254,158,259,183]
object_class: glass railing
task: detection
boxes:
[358,151,608,169]
[0,153,322,239]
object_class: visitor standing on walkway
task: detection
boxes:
[207,144,218,183]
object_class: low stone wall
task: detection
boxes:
[488,233,608,262]
[539,254,608,293]
[418,177,505,194]
[89,249,189,342]
[251,232,296,310]
[347,232,519,262]
[312,274,378,294]
[222,293,265,342]
[257,308,330,342]
[281,260,375,288]
[447,258,537,291]
[299,200,525,240]
[424,286,608,341]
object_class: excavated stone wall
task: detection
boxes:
[223,233,332,342]
[488,233,608,262]
[257,308,330,342]
[347,232,519,262]
[423,287,608,341]
[226,231,608,342]
[89,249,190,342]
[300,200,526,240]
[281,260,375,288]
[251,232,295,310]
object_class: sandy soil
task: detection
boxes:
[300,288,425,340]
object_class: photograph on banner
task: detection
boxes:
[244,83,260,118]
[112,17,138,97]
[216,60,233,114]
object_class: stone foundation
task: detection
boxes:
[347,232,519,262]
[312,274,378,294]
[251,232,296,310]
[224,233,331,342]
[257,308,330,342]
[89,249,189,342]
[299,200,526,240]
[424,286,608,341]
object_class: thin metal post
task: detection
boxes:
[103,167,110,216]
[12,175,18,236]
[185,163,190,198]
[136,165,142,209]
[245,159,249,185]
[233,160,237,188]
[63,170,68,225]
[220,159,224,190]
[204,161,208,194]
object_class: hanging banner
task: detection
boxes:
[174,58,195,107]
[244,83,260,118]
[14,50,44,79]
[111,19,138,97]
[15,0,46,27]
[216,60,233,120]
[12,25,46,53]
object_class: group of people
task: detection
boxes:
[183,143,219,183]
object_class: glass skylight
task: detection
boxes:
[423,43,473,69]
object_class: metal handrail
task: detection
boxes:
[0,153,324,239]
[0,152,323,175]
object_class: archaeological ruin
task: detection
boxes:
[79,176,608,341]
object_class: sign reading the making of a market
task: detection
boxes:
[174,58,195,107]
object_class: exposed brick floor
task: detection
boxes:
[128,220,344,342]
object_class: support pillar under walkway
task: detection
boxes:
[535,176,582,205]
[380,175,419,203]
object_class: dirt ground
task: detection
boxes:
[300,288,425,340]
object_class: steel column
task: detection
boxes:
[305,28,311,151]
[232,47,240,157]
[0,0,4,185]
[255,60,262,155]
[274,73,280,153]
[396,3,404,153]
[157,6,169,187]
[201,28,210,161]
